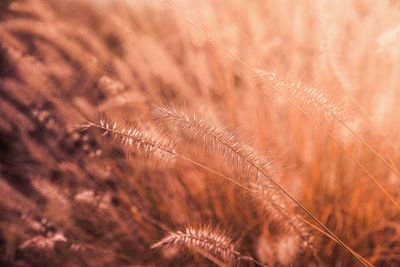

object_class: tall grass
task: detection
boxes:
[1,0,400,266]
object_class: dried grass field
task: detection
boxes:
[1,0,400,266]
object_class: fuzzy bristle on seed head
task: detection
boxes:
[87,118,176,161]
[151,225,240,265]
[154,106,277,185]
[254,70,347,129]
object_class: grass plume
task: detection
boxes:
[151,225,241,266]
